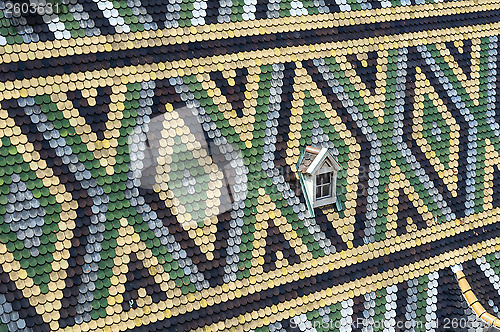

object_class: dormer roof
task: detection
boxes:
[297,146,341,175]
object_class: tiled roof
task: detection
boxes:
[0,0,481,43]
[0,0,500,331]
[297,146,321,174]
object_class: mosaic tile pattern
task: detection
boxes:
[0,0,481,44]
[1,0,500,331]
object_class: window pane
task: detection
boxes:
[322,184,330,198]
[316,172,332,199]
[317,173,330,185]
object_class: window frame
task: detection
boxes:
[315,172,332,200]
[313,163,337,207]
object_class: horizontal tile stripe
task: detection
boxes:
[2,19,500,103]
[119,223,500,332]
[1,6,500,83]
[59,210,498,332]
[0,0,492,65]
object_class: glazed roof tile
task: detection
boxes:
[0,1,498,331]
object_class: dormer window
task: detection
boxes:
[297,146,341,216]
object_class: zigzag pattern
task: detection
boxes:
[0,1,499,332]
